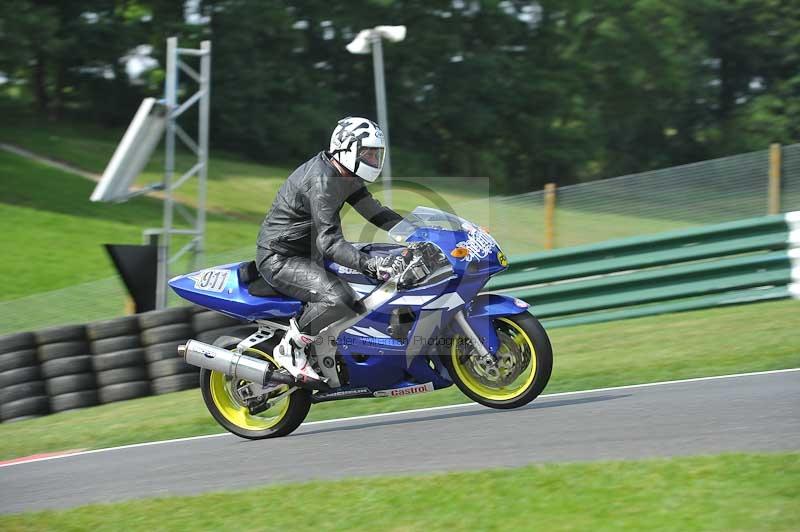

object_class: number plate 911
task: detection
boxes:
[189,269,230,292]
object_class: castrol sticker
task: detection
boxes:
[373,382,434,398]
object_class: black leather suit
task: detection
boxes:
[256,151,402,335]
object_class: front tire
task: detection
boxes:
[445,312,552,409]
[199,347,311,440]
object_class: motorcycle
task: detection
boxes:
[170,206,552,439]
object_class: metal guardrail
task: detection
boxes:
[488,212,799,328]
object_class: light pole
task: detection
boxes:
[346,25,406,208]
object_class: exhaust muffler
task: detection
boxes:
[179,340,295,386]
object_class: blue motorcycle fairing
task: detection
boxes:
[336,273,463,389]
[407,227,506,278]
[458,294,531,357]
[168,263,302,321]
[468,293,530,318]
[338,333,451,390]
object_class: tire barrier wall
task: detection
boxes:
[486,211,800,328]
[0,308,254,423]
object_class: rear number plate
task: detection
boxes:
[190,269,230,292]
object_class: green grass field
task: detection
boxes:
[2,452,797,530]
[0,150,255,300]
[0,299,797,461]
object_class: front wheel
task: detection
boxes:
[445,312,552,409]
[199,346,311,439]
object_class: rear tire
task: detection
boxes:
[443,312,552,409]
[199,347,311,440]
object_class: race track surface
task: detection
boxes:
[1,370,798,514]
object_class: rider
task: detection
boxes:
[256,117,407,382]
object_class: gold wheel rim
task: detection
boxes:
[451,317,536,401]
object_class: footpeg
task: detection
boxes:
[296,375,331,391]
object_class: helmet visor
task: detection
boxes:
[358,146,385,169]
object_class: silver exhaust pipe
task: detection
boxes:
[179,340,294,386]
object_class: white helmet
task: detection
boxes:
[329,117,385,182]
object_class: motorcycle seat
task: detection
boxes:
[238,261,285,298]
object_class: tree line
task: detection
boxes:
[1,0,798,192]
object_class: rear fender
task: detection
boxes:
[463,294,531,356]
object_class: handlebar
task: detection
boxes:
[397,254,430,288]
[387,241,451,289]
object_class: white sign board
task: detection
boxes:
[90,97,166,202]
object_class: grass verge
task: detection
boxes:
[0,300,797,460]
[1,452,798,530]
[0,150,256,300]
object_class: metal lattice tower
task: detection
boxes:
[146,37,211,309]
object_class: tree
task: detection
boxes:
[2,0,797,191]
[0,1,185,123]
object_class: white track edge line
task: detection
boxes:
[2,367,798,469]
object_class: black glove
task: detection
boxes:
[364,253,410,281]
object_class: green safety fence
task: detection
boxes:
[487,212,800,328]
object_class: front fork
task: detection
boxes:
[453,311,492,358]
[452,310,504,380]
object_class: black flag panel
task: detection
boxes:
[104,244,158,313]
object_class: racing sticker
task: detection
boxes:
[188,269,230,293]
[497,251,508,267]
[373,382,434,397]
[336,264,361,275]
[455,227,498,262]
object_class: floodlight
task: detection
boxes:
[346,25,407,207]
[346,30,372,54]
[90,97,166,202]
[375,26,406,43]
[346,26,407,54]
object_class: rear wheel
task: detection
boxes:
[200,347,311,439]
[445,313,552,409]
